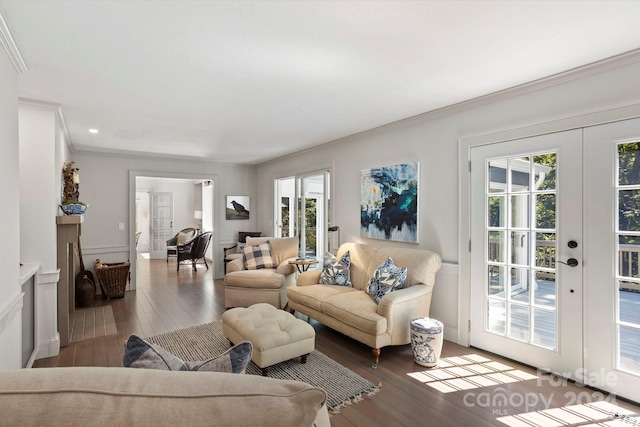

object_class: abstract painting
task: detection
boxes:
[226,195,250,220]
[360,163,418,242]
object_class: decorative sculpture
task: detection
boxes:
[60,161,87,215]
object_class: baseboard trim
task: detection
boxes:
[36,333,60,360]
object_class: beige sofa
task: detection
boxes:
[0,366,330,426]
[287,242,442,367]
[224,236,299,309]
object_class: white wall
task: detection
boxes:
[18,101,66,359]
[0,35,21,370]
[256,55,640,343]
[73,152,257,279]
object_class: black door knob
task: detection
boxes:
[568,240,578,249]
[558,258,579,267]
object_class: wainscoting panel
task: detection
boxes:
[429,262,459,343]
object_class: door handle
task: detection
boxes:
[558,258,579,267]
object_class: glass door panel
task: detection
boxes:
[616,142,640,376]
[149,192,173,259]
[274,170,330,263]
[471,130,583,377]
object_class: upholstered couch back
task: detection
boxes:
[337,242,441,291]
[0,367,330,426]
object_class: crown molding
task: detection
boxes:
[18,97,60,111]
[54,106,72,147]
[0,8,27,73]
[294,47,640,158]
[18,97,72,144]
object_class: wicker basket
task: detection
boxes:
[94,259,130,300]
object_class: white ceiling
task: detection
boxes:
[3,1,640,165]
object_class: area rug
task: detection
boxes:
[71,305,117,343]
[146,321,380,413]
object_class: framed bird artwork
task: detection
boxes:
[226,196,250,220]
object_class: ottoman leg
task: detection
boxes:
[300,354,309,364]
[261,367,269,376]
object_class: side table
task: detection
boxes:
[288,258,319,273]
[410,317,444,368]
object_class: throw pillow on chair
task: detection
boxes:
[242,241,274,270]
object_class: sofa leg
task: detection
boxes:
[300,353,309,364]
[261,367,269,376]
[372,348,380,368]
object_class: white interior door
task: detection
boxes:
[149,191,173,259]
[584,118,640,400]
[470,130,584,378]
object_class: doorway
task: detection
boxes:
[466,119,640,401]
[274,169,331,260]
[128,171,218,288]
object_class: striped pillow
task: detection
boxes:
[242,241,275,270]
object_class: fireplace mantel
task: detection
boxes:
[56,214,83,347]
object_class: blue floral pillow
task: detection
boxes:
[365,258,408,304]
[320,251,351,286]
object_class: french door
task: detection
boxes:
[584,118,640,400]
[149,192,173,259]
[470,130,584,377]
[274,170,330,260]
[470,120,640,401]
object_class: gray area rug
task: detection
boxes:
[146,321,380,413]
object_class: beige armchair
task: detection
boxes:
[223,231,263,274]
[224,236,299,309]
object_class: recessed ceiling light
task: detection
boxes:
[89,128,99,134]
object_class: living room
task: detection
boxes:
[2,1,640,424]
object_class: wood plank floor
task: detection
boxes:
[34,258,640,426]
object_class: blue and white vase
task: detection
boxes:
[410,317,444,368]
[60,203,87,215]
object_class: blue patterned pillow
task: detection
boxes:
[242,241,274,270]
[320,251,351,286]
[365,258,408,304]
[123,335,253,374]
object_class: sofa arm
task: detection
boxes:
[227,257,244,273]
[376,284,432,342]
[297,270,322,285]
[275,258,296,276]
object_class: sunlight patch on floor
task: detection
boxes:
[497,400,639,426]
[406,353,537,393]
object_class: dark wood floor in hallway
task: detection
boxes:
[35,257,640,426]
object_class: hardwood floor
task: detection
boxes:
[35,257,640,426]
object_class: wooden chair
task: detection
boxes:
[166,228,197,262]
[177,231,212,272]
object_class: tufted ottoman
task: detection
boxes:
[221,303,316,376]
